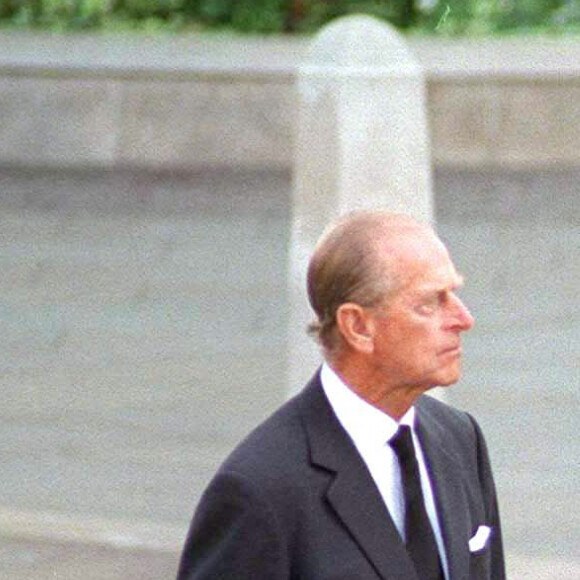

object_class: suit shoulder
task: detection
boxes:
[416,393,482,448]
[417,393,473,426]
[217,390,308,487]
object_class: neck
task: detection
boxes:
[328,357,424,421]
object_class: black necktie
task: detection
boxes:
[390,425,445,580]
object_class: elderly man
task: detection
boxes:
[177,211,505,580]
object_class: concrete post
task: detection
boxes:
[288,15,433,392]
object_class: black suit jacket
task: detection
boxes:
[177,373,505,580]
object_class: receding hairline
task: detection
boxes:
[306,211,436,352]
[311,211,433,265]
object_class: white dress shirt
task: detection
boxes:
[320,363,449,579]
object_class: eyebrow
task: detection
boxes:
[416,273,465,294]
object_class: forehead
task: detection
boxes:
[375,228,461,292]
[410,268,464,294]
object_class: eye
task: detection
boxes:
[415,297,439,315]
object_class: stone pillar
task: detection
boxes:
[288,15,433,392]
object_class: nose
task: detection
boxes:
[449,294,475,331]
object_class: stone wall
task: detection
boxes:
[1,32,580,170]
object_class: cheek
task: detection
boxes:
[375,317,438,360]
[390,330,433,365]
[407,329,443,362]
[399,323,436,347]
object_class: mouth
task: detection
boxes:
[440,346,462,357]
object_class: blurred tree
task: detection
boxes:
[495,0,565,31]
[401,0,418,29]
[183,0,232,24]
[0,0,576,34]
[552,0,580,30]
[230,0,287,32]
[122,0,184,19]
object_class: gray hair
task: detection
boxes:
[306,211,423,354]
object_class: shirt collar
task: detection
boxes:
[320,362,416,449]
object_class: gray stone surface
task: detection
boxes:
[118,80,293,168]
[429,81,580,167]
[2,32,580,170]
[1,166,579,577]
[428,83,500,166]
[0,78,121,166]
[0,168,290,526]
[0,536,178,579]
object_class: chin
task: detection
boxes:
[434,370,462,387]
[436,381,457,389]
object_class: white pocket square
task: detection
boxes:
[469,525,492,552]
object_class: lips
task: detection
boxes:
[440,346,461,357]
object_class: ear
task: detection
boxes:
[335,303,375,354]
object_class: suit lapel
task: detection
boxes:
[326,465,419,580]
[416,400,471,580]
[298,374,419,580]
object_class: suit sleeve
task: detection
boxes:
[176,470,289,580]
[468,414,506,580]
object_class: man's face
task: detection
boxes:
[368,230,474,393]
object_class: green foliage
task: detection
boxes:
[2,0,113,29]
[417,0,572,36]
[293,0,417,32]
[0,0,578,35]
[230,0,287,33]
[122,0,184,19]
[186,0,231,23]
[494,0,564,31]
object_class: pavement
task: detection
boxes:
[0,537,177,580]
[1,165,579,578]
